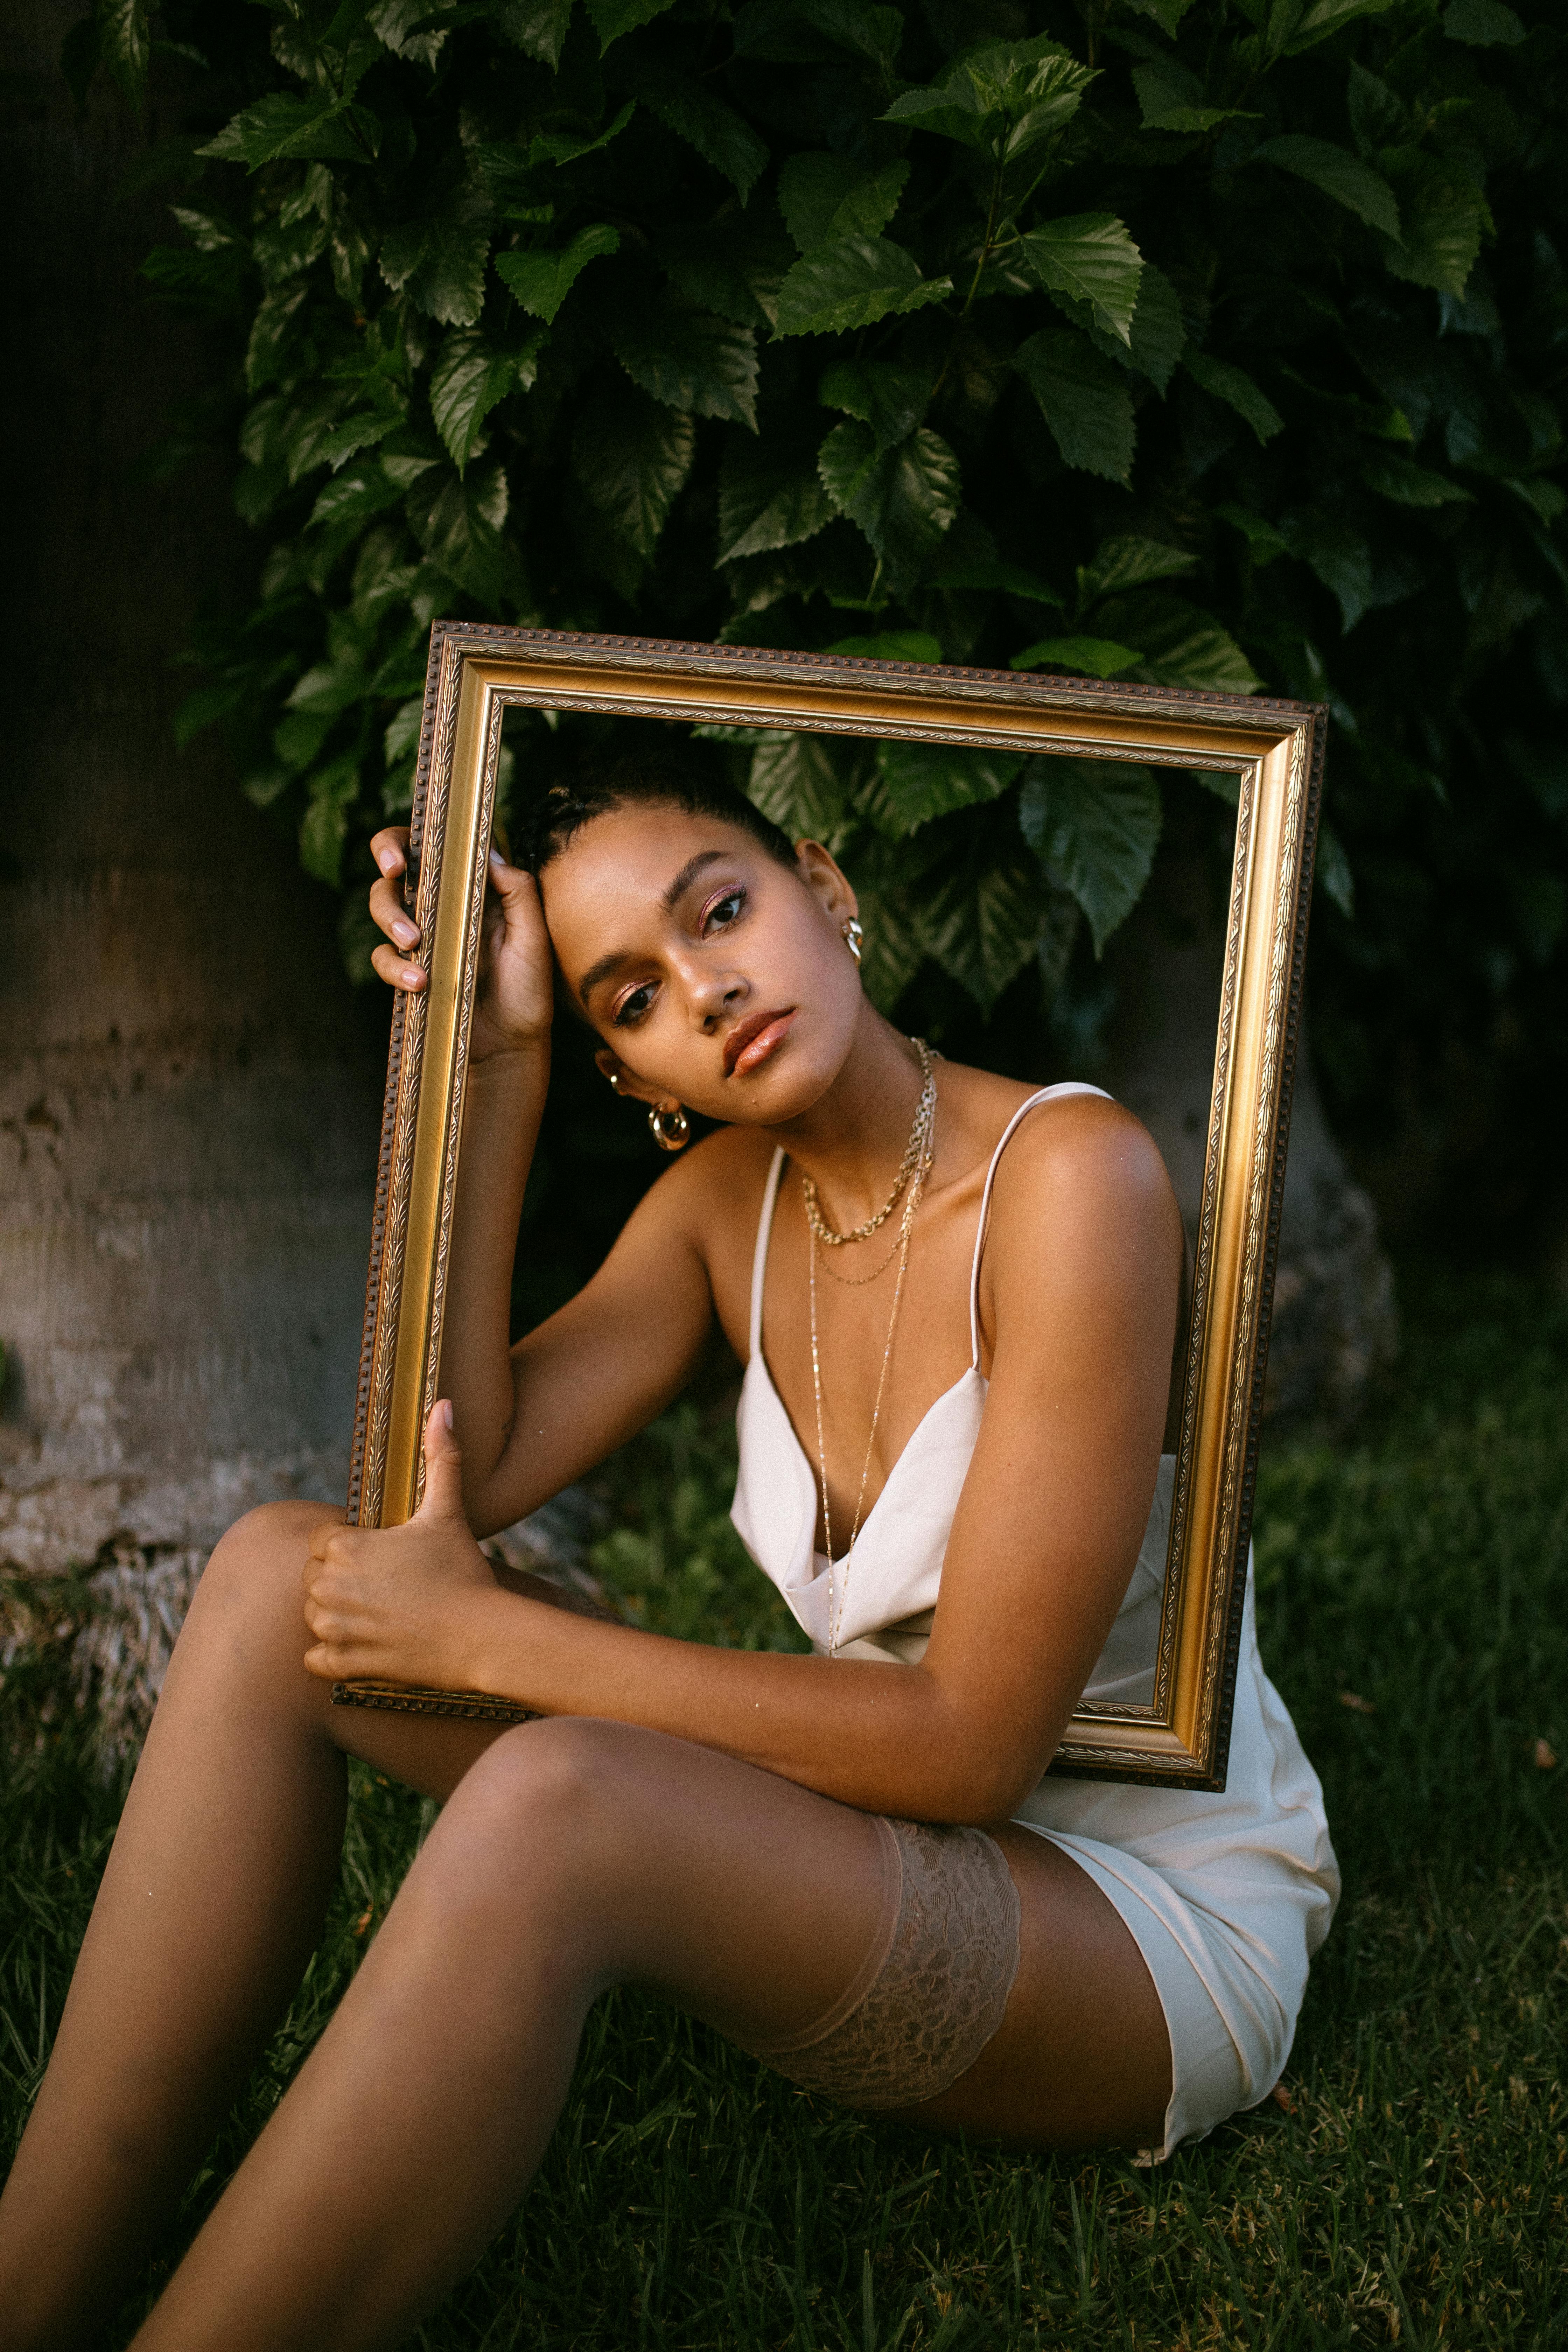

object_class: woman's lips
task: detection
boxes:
[725,1009,796,1077]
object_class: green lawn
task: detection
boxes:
[3,1269,1565,2347]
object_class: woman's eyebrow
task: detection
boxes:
[576,852,730,1005]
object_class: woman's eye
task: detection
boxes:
[612,984,655,1028]
[704,888,746,933]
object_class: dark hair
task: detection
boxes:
[515,750,798,878]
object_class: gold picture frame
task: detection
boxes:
[336,622,1326,1791]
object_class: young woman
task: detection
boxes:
[0,763,1338,2352]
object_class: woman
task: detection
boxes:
[0,761,1338,2351]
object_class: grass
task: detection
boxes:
[2,1266,1566,2348]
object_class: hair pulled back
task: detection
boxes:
[515,750,798,878]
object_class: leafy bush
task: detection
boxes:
[76,0,1568,1238]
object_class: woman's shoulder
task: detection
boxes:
[952,1070,1176,1242]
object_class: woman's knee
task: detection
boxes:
[172,1499,335,1683]
[426,1718,650,1895]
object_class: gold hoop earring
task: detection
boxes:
[649,1103,690,1153]
[842,917,863,964]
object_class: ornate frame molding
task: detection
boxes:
[340,624,1326,1790]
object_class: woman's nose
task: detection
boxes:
[689,969,747,1029]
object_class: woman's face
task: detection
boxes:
[539,801,863,1125]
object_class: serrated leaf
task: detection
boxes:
[96,0,151,105]
[748,733,847,835]
[528,99,636,167]
[1380,167,1488,299]
[874,741,1022,833]
[883,38,1094,167]
[1347,64,1406,159]
[1132,58,1245,134]
[1185,352,1283,444]
[300,757,362,888]
[793,0,904,77]
[406,466,523,603]
[1121,262,1185,392]
[658,219,792,328]
[719,441,836,561]
[1010,636,1142,678]
[202,93,380,171]
[1078,535,1199,608]
[381,181,492,324]
[1106,597,1262,692]
[585,0,676,49]
[1013,331,1136,483]
[776,237,950,337]
[245,282,310,393]
[1280,515,1375,629]
[615,59,769,202]
[917,838,1044,1010]
[936,555,1063,606]
[1019,759,1162,955]
[496,223,620,323]
[307,457,408,532]
[818,421,960,568]
[829,631,942,662]
[1216,503,1289,564]
[1287,0,1396,47]
[1019,215,1143,348]
[495,0,575,67]
[1362,453,1474,506]
[430,329,526,471]
[574,384,695,557]
[778,153,906,252]
[818,359,931,451]
[613,303,759,429]
[1442,0,1523,43]
[1253,135,1401,239]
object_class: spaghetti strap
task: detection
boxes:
[749,1148,787,1359]
[967,1084,1110,1365]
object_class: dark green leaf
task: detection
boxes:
[1010,636,1142,678]
[495,0,576,67]
[1185,353,1283,444]
[201,94,380,171]
[873,741,1022,833]
[775,237,950,338]
[1347,64,1405,158]
[244,284,310,393]
[1019,759,1162,955]
[778,154,906,252]
[528,98,635,166]
[381,182,492,324]
[1120,262,1186,393]
[883,39,1093,167]
[1253,135,1401,239]
[917,835,1044,1010]
[1281,515,1376,630]
[1132,58,1246,134]
[1216,503,1289,564]
[62,15,100,113]
[792,0,904,78]
[94,0,149,105]
[406,465,524,603]
[818,421,960,568]
[1286,0,1397,49]
[430,329,528,471]
[747,733,847,835]
[1078,535,1198,608]
[935,555,1063,606]
[1380,167,1488,300]
[1019,215,1143,348]
[1316,821,1356,916]
[613,303,760,429]
[1443,0,1524,44]
[829,631,942,662]
[496,223,620,322]
[1013,332,1136,483]
[658,220,793,328]
[818,359,931,451]
[584,0,677,51]
[300,757,362,888]
[614,59,769,202]
[574,383,695,556]
[1362,453,1474,507]
[718,441,836,561]
[307,458,407,532]
[1102,596,1262,691]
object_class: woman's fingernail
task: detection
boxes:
[378,848,399,874]
[489,847,507,874]
[441,1399,454,1429]
[393,919,418,947]
[403,965,424,987]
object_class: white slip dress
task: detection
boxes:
[730,1085,1340,2160]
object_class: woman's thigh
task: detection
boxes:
[407,1718,1172,2153]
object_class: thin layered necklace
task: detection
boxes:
[805,1040,936,1655]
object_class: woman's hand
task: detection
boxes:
[303,1402,514,1691]
[367,827,555,1063]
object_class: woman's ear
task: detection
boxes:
[795,839,859,927]
[594,1048,662,1109]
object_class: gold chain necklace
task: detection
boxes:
[802,1041,936,1247]
[807,1063,937,1657]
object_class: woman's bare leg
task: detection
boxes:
[0,1499,1170,2352]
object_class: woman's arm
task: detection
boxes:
[307,1098,1182,1822]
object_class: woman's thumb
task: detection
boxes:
[418,1398,466,1521]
